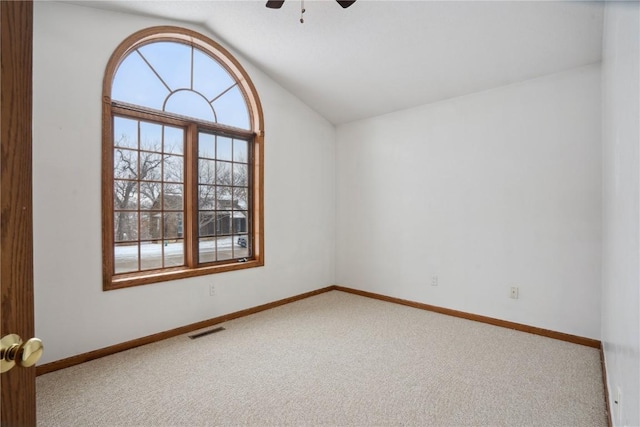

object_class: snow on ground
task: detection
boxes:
[115,236,240,260]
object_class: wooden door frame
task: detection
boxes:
[1,1,36,426]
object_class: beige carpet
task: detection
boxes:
[37,290,607,426]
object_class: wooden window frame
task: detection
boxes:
[102,27,264,291]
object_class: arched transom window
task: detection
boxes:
[102,27,264,290]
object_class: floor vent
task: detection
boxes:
[189,327,226,339]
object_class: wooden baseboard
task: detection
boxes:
[38,284,602,376]
[600,347,613,427]
[36,286,335,376]
[333,286,602,349]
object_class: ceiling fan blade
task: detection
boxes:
[266,1,285,9]
[336,0,356,8]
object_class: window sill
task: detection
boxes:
[104,258,264,291]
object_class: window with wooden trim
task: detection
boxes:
[103,27,264,290]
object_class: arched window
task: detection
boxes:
[102,26,264,290]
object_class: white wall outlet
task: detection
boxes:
[510,286,519,299]
[431,275,439,286]
[209,284,216,296]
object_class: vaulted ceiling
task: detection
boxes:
[63,0,604,125]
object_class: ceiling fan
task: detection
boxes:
[266,1,356,10]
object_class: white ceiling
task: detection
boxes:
[64,0,604,125]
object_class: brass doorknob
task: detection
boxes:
[1,334,44,373]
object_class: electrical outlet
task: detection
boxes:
[510,286,519,299]
[209,284,216,296]
[431,275,438,286]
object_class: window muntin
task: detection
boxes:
[197,131,251,263]
[111,40,250,130]
[103,27,264,290]
[113,117,185,274]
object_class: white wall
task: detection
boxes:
[33,2,336,364]
[336,65,602,339]
[601,2,640,426]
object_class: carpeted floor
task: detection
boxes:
[37,290,607,426]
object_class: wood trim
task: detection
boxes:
[333,286,602,349]
[112,103,255,140]
[253,130,265,267]
[102,25,264,134]
[36,286,334,376]
[36,285,603,378]
[101,26,264,133]
[102,26,265,290]
[108,259,264,289]
[101,95,115,289]
[600,347,613,427]
[185,123,198,268]
[0,1,37,425]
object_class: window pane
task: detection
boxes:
[139,152,162,181]
[217,187,232,209]
[198,132,215,159]
[164,155,183,183]
[114,117,138,149]
[163,184,183,210]
[114,212,138,242]
[233,139,248,163]
[112,52,169,110]
[199,212,215,237]
[138,42,191,91]
[233,164,248,186]
[143,212,162,241]
[165,90,214,123]
[234,235,250,258]
[140,212,162,241]
[199,185,215,209]
[216,137,232,161]
[199,237,216,263]
[199,159,216,184]
[140,122,163,152]
[169,214,184,239]
[216,212,231,235]
[212,85,250,130]
[164,239,184,267]
[232,211,248,234]
[115,243,139,274]
[140,181,161,210]
[216,161,232,185]
[140,242,163,270]
[114,180,139,211]
[193,49,234,101]
[233,187,248,210]
[216,236,234,261]
[164,126,184,155]
[114,149,138,179]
